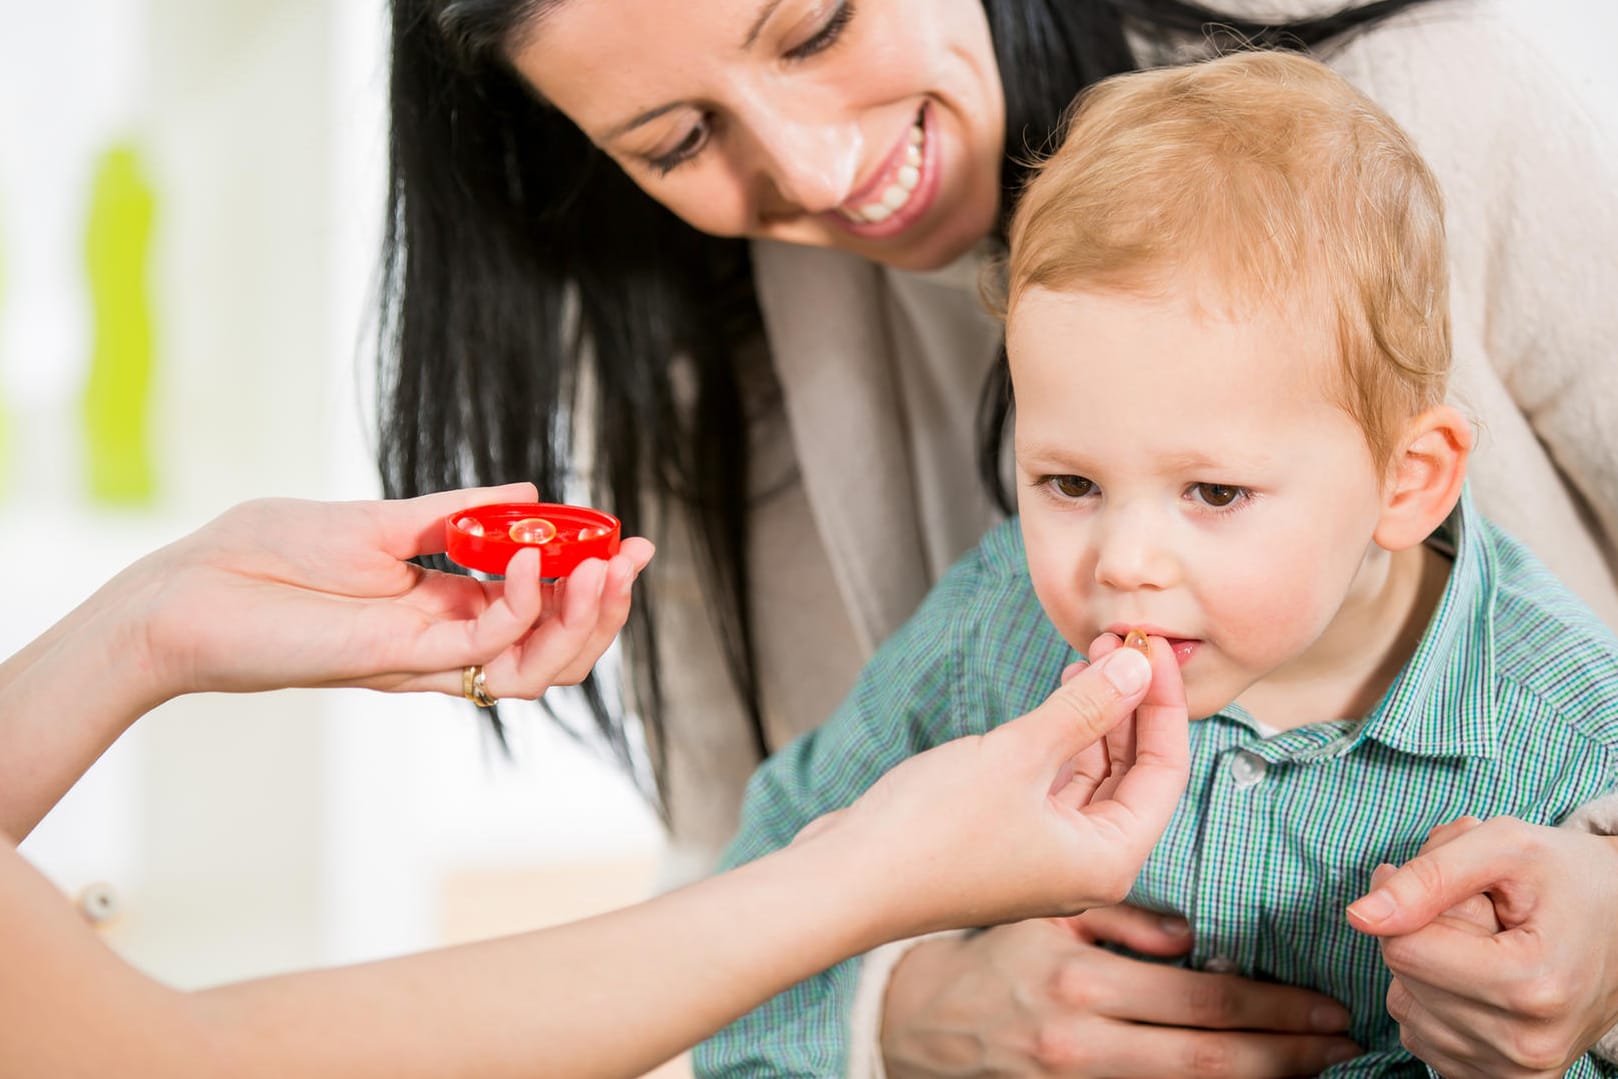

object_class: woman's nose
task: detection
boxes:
[752,118,863,217]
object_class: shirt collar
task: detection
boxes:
[1355,485,1499,760]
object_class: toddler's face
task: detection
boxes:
[1009,283,1394,720]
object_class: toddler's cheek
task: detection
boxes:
[1211,566,1332,663]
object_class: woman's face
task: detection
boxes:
[510,0,1005,272]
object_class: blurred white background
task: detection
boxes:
[0,0,1612,1059]
[0,0,665,998]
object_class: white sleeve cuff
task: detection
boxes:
[845,930,969,1079]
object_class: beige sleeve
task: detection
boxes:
[845,931,971,1079]
[638,499,770,888]
[643,335,872,889]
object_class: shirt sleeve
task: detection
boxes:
[691,554,983,1078]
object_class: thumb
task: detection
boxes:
[386,483,542,559]
[1013,648,1152,762]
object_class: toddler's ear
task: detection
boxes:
[1373,405,1473,551]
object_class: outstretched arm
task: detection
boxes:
[0,645,1186,1078]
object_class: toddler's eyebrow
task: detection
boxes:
[1014,444,1268,474]
[1160,450,1225,472]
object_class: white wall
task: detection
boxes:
[1,0,662,989]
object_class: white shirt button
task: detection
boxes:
[1228,750,1268,789]
[1204,955,1239,974]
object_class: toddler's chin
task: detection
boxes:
[1185,682,1239,723]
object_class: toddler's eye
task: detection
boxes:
[1192,483,1247,508]
[1050,475,1095,499]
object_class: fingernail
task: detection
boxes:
[1159,916,1191,936]
[1312,1003,1352,1032]
[1101,648,1150,694]
[1327,1042,1362,1063]
[1347,890,1396,925]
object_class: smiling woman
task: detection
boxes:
[505,0,1004,270]
[378,1,1618,1073]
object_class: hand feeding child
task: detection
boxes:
[695,50,1618,1077]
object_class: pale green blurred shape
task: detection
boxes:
[83,143,157,505]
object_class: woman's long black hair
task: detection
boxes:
[379,0,1431,816]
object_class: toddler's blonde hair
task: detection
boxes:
[1006,50,1449,469]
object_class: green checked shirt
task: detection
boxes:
[694,491,1618,1078]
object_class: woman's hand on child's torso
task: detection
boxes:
[882,905,1362,1078]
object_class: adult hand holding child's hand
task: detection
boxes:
[1348,815,1618,1078]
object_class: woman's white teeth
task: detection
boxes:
[842,118,925,224]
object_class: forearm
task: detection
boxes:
[1,826,889,1079]
[0,563,166,837]
[200,837,888,1078]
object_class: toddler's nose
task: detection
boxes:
[1094,519,1177,592]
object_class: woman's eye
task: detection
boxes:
[786,0,855,61]
[649,121,710,175]
[1191,483,1248,508]
[1049,475,1095,499]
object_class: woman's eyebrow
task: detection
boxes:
[601,0,788,143]
[743,0,789,50]
[603,101,686,143]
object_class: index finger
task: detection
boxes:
[1083,635,1190,839]
[1101,957,1353,1033]
[1346,818,1523,936]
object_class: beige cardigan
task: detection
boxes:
[653,0,1618,885]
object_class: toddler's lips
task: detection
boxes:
[1106,627,1201,666]
[1165,638,1200,665]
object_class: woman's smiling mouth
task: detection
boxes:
[828,104,940,237]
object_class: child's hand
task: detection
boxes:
[802,639,1191,940]
[127,484,653,705]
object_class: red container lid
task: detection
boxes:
[444,502,621,577]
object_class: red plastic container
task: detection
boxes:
[444,502,621,577]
